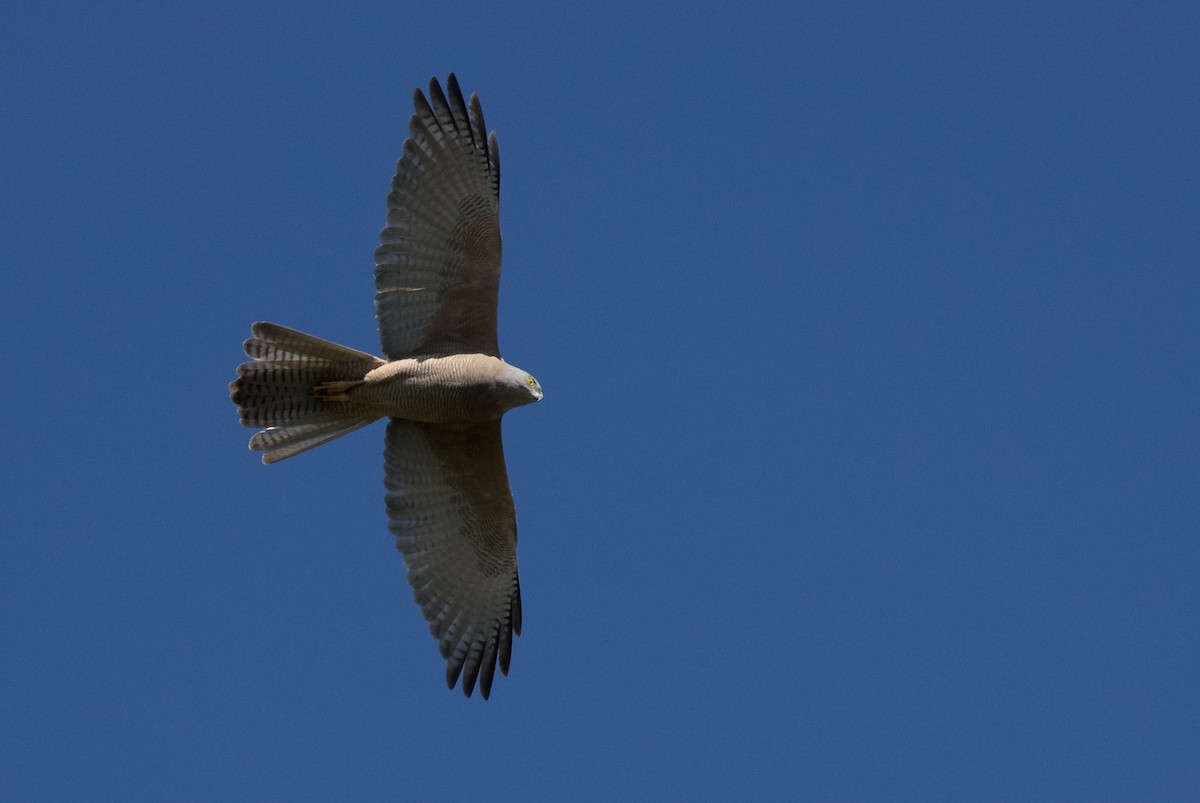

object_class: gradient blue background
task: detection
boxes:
[3,1,1197,799]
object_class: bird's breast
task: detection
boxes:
[357,354,509,423]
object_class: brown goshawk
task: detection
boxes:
[230,74,540,700]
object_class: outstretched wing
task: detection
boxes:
[374,74,502,360]
[383,419,522,699]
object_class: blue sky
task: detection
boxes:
[3,1,1198,799]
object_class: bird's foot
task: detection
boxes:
[313,380,359,402]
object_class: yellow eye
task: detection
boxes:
[527,376,537,386]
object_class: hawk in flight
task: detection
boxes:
[230,74,540,699]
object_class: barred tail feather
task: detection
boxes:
[241,321,382,364]
[249,415,377,464]
[230,322,386,464]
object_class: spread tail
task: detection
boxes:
[230,322,385,464]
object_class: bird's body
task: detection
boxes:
[230,74,539,699]
[357,354,540,424]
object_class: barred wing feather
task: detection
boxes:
[374,74,502,359]
[383,419,522,699]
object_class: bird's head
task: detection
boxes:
[496,362,542,411]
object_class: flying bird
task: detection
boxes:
[230,74,541,699]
